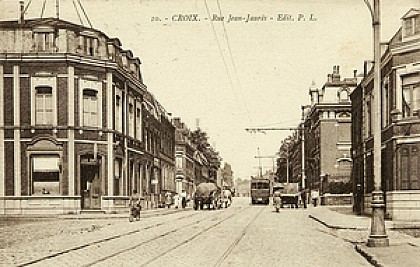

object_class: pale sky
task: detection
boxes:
[2,0,419,180]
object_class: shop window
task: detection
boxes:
[82,89,98,127]
[31,156,60,195]
[35,86,53,125]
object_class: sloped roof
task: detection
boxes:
[401,8,420,19]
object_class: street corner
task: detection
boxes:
[355,242,420,267]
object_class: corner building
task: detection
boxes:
[0,18,175,214]
[351,9,420,220]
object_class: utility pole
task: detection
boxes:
[246,126,304,188]
[364,0,389,247]
[254,155,276,179]
[256,147,263,177]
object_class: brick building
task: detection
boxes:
[303,66,357,197]
[351,9,420,220]
[173,118,211,197]
[0,17,175,214]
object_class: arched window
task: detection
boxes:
[339,88,349,102]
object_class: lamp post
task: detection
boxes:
[364,0,389,247]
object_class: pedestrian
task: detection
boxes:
[301,188,307,209]
[165,192,172,208]
[174,193,179,208]
[129,189,142,219]
[181,189,187,209]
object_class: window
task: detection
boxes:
[404,18,413,37]
[31,76,56,126]
[31,156,60,195]
[404,16,420,37]
[114,159,122,196]
[36,32,54,52]
[145,130,149,151]
[79,34,98,56]
[82,89,98,127]
[366,97,373,137]
[338,89,349,102]
[84,37,96,56]
[400,146,420,190]
[382,79,390,126]
[128,102,135,137]
[175,152,183,168]
[33,26,55,52]
[35,86,53,125]
[401,73,420,118]
[115,95,122,132]
[136,106,142,141]
[79,79,102,128]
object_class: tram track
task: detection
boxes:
[17,211,202,267]
[213,207,264,267]
[137,206,252,267]
[19,207,247,267]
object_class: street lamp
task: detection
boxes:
[364,0,389,247]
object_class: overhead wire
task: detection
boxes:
[215,0,253,124]
[23,0,33,16]
[202,0,239,112]
[40,0,47,18]
[73,0,84,26]
[77,0,93,28]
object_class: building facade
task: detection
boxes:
[173,118,213,197]
[0,17,175,214]
[303,66,357,197]
[351,9,420,220]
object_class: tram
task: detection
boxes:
[250,177,271,205]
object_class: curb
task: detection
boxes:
[308,214,368,230]
[355,244,384,267]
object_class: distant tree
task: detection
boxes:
[191,128,222,181]
[276,136,294,183]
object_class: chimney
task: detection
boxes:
[332,65,341,82]
[19,1,24,24]
[172,117,181,127]
[353,70,357,78]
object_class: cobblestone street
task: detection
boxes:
[1,198,374,266]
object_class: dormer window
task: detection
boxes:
[404,16,420,37]
[338,88,350,102]
[402,9,420,39]
[78,31,98,56]
[33,26,56,52]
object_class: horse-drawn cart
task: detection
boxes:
[193,182,220,210]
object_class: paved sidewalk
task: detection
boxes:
[308,205,420,267]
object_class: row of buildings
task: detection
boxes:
[279,8,420,221]
[0,12,233,214]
